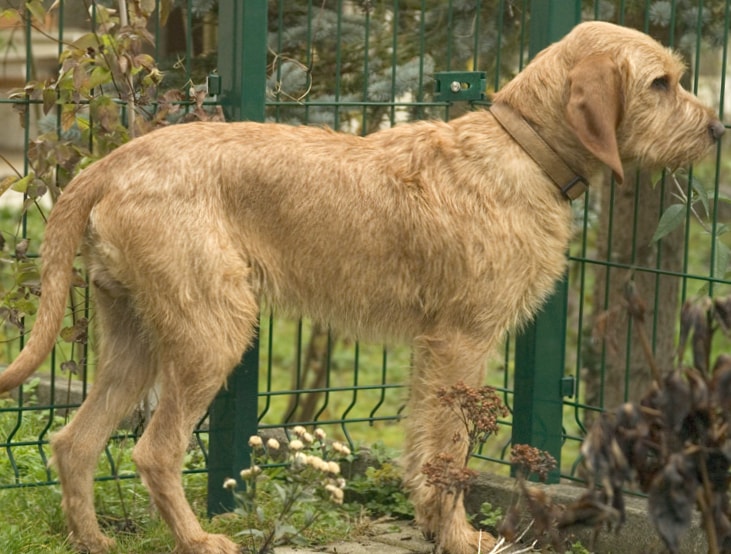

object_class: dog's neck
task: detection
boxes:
[489,102,588,201]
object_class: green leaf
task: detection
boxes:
[88,66,111,90]
[13,298,37,316]
[235,528,265,538]
[274,523,299,541]
[90,95,120,132]
[70,32,100,52]
[690,177,709,219]
[16,264,40,287]
[134,53,156,70]
[651,204,686,243]
[11,173,33,193]
[60,318,88,343]
[714,238,730,279]
[42,86,57,114]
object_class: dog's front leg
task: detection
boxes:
[402,332,498,554]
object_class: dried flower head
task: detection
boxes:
[267,438,280,451]
[511,444,557,482]
[436,382,508,440]
[248,435,263,448]
[289,439,304,452]
[223,478,237,490]
[422,452,477,493]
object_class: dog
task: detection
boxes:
[0,21,724,554]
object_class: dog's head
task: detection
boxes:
[497,21,724,184]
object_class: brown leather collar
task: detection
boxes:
[489,102,588,201]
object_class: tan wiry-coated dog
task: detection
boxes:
[0,21,724,554]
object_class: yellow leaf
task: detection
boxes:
[0,175,20,197]
[158,0,174,26]
[24,0,45,25]
[61,104,77,132]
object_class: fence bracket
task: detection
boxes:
[434,71,486,102]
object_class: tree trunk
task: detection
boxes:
[585,168,682,418]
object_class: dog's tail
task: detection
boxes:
[0,169,104,393]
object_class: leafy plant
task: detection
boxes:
[474,501,503,529]
[501,289,731,554]
[579,290,731,554]
[230,426,352,553]
[0,2,220,343]
[651,171,730,285]
[348,462,414,519]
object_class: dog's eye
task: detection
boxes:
[651,76,670,91]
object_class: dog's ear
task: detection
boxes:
[566,54,624,184]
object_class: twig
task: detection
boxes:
[696,455,720,554]
[624,282,663,384]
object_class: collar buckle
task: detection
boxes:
[561,176,588,201]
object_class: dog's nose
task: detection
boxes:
[709,119,726,141]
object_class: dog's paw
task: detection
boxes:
[174,533,240,554]
[69,532,116,554]
[436,524,497,554]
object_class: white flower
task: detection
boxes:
[267,438,280,451]
[303,432,314,444]
[223,478,237,490]
[248,435,263,448]
[240,465,262,480]
[325,483,344,504]
[289,439,304,451]
[332,441,351,456]
[307,455,328,472]
[292,425,307,437]
[314,428,327,441]
[327,461,341,475]
[293,452,308,465]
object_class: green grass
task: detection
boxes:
[0,397,360,553]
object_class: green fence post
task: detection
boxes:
[511,0,581,484]
[207,0,267,516]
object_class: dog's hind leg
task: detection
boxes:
[51,287,159,553]
[130,263,259,554]
[403,332,499,554]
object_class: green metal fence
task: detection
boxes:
[0,0,729,519]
